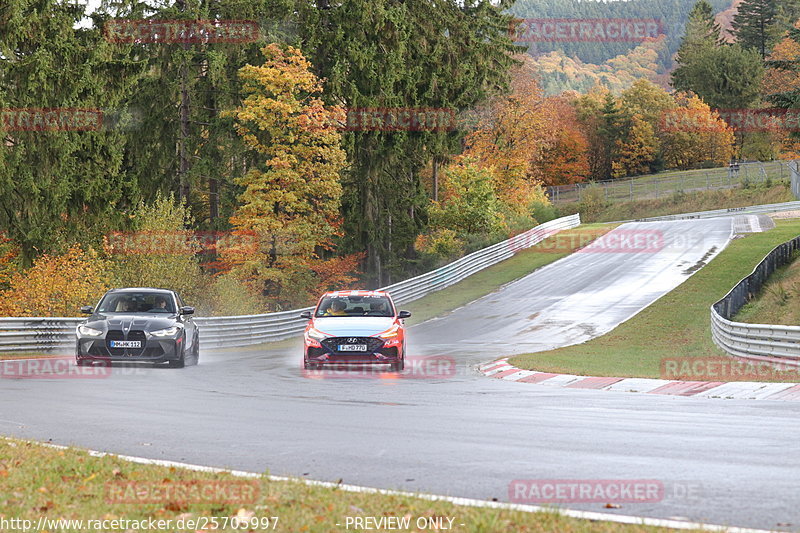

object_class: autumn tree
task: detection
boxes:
[429,158,504,236]
[613,116,658,178]
[463,69,555,208]
[531,96,589,186]
[660,94,735,168]
[223,44,350,308]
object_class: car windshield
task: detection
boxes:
[96,292,176,314]
[315,295,394,317]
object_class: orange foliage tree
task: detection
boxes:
[222,44,358,308]
[463,65,585,209]
[0,245,110,317]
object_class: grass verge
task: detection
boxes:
[735,250,800,326]
[404,224,617,326]
[508,219,800,380]
[560,184,794,224]
[0,438,684,533]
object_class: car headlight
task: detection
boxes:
[305,327,330,341]
[150,326,181,337]
[377,325,399,339]
[77,325,102,337]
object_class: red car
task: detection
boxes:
[300,290,411,371]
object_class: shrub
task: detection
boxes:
[206,273,266,316]
[414,228,464,266]
[577,184,609,221]
[106,193,209,306]
[0,245,110,316]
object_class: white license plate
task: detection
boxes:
[338,344,368,352]
[109,340,142,348]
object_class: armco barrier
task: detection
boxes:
[711,234,800,367]
[0,214,580,352]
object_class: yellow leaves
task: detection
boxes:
[0,244,110,317]
[224,43,349,309]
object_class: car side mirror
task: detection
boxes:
[300,311,312,319]
[180,306,195,315]
[398,310,411,319]
[80,305,93,314]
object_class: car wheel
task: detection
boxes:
[168,344,186,368]
[76,358,90,367]
[391,357,405,372]
[303,360,320,370]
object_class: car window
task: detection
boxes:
[96,292,176,314]
[315,295,394,317]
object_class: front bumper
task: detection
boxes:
[76,335,182,363]
[305,336,402,365]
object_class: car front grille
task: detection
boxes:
[105,329,147,357]
[321,336,385,353]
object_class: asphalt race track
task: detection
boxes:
[3,218,799,531]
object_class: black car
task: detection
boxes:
[76,288,199,368]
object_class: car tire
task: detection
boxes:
[391,357,404,372]
[76,358,90,367]
[168,343,186,368]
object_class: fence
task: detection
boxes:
[0,214,581,352]
[547,160,793,205]
[790,160,800,200]
[711,235,800,367]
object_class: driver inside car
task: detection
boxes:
[368,300,388,316]
[324,299,348,316]
[149,296,169,312]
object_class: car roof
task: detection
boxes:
[106,287,175,294]
[322,290,390,298]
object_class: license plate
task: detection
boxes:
[109,340,142,348]
[338,344,368,352]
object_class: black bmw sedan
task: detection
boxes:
[76,288,199,368]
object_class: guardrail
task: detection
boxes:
[711,235,800,367]
[0,214,580,352]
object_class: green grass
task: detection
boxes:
[508,219,800,380]
[403,224,616,326]
[0,438,686,533]
[560,183,795,224]
[735,250,800,326]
